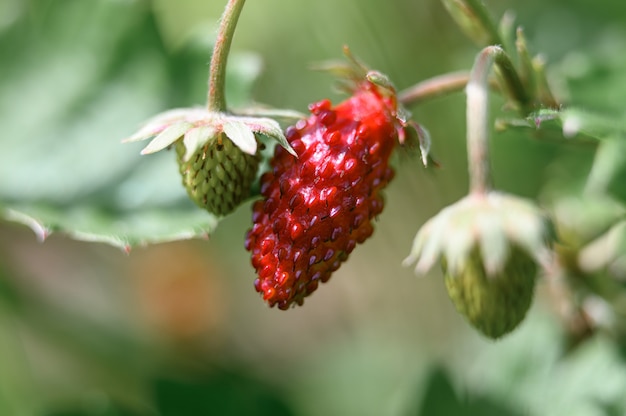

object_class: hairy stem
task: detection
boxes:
[466,46,499,195]
[207,0,246,112]
[398,71,470,106]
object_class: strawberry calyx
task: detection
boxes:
[123,108,296,161]
[318,46,432,166]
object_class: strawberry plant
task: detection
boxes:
[1,0,626,414]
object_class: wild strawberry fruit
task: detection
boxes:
[124,109,294,217]
[175,133,260,216]
[443,247,538,339]
[245,52,425,309]
[404,192,554,339]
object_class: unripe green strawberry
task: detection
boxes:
[443,248,537,339]
[175,133,260,216]
[405,192,554,339]
[124,108,295,217]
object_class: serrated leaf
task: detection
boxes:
[3,203,218,251]
[0,0,260,248]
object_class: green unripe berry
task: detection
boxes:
[443,247,537,339]
[176,133,260,216]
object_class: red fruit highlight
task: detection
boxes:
[246,80,404,309]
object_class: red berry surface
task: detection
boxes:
[245,81,403,309]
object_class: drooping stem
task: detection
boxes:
[398,64,528,114]
[466,46,499,195]
[207,0,246,112]
[465,45,530,194]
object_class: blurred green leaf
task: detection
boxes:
[153,371,294,416]
[414,367,522,416]
[495,29,626,145]
[45,402,141,416]
[0,266,42,416]
[462,312,626,416]
[0,0,261,249]
[554,29,626,112]
[496,108,626,143]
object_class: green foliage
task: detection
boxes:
[153,372,294,416]
[414,367,522,416]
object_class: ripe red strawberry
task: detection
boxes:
[245,71,408,309]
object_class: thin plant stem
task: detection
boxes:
[466,46,500,195]
[207,0,246,112]
[398,71,470,106]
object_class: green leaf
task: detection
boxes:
[414,367,523,416]
[153,371,294,416]
[0,0,260,249]
[462,314,626,416]
[554,30,626,113]
[497,108,626,142]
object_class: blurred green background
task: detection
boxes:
[1,0,626,415]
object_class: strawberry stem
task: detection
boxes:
[398,71,471,106]
[466,46,499,195]
[207,0,246,112]
[465,45,533,195]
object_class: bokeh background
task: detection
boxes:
[1,0,626,415]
